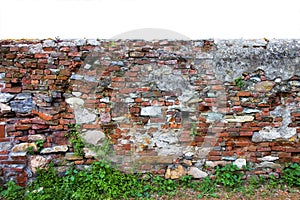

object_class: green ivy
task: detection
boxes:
[215,163,243,188]
[282,163,300,187]
[65,124,85,156]
[234,76,244,88]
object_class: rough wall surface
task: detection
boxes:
[0,39,300,186]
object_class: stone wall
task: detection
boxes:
[0,39,300,186]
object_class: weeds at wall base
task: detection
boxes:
[1,162,300,199]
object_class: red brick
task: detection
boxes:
[237,91,251,97]
[286,148,300,153]
[209,151,222,156]
[1,87,22,93]
[208,156,221,161]
[240,132,253,136]
[32,124,48,129]
[15,125,31,130]
[5,53,16,59]
[34,53,48,58]
[111,77,125,82]
[0,123,5,138]
[291,157,300,163]
[45,75,57,80]
[278,152,292,158]
[235,141,250,147]
[257,147,271,152]
[68,52,82,57]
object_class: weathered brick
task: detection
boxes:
[237,91,251,97]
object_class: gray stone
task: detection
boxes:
[40,145,68,154]
[289,81,300,87]
[253,105,297,142]
[252,127,281,142]
[0,142,12,151]
[100,97,110,103]
[74,107,97,124]
[188,167,208,179]
[29,43,43,53]
[141,106,161,117]
[258,156,279,162]
[0,93,15,103]
[70,74,83,80]
[243,108,260,114]
[87,39,100,46]
[58,41,76,47]
[74,39,86,46]
[257,161,281,169]
[222,156,237,161]
[84,75,96,82]
[100,112,111,123]
[0,73,5,79]
[10,93,34,113]
[15,93,31,100]
[82,130,105,145]
[84,64,92,69]
[42,40,57,47]
[206,112,223,123]
[233,158,246,169]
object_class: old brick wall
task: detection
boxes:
[0,39,300,185]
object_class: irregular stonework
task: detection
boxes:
[1,39,300,186]
[29,155,47,173]
[40,145,68,154]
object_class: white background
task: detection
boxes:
[0,0,299,39]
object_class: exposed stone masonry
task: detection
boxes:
[0,39,300,186]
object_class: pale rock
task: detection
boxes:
[100,112,111,123]
[84,148,97,158]
[66,97,84,106]
[0,93,15,103]
[184,152,194,157]
[65,152,83,161]
[74,107,97,124]
[182,159,193,166]
[165,164,186,179]
[29,155,47,173]
[12,143,37,152]
[40,145,68,154]
[233,158,246,169]
[257,161,281,169]
[254,81,275,92]
[87,39,100,46]
[243,108,260,114]
[140,106,162,117]
[43,40,57,47]
[100,97,110,103]
[28,134,46,141]
[0,103,11,114]
[82,130,105,145]
[188,167,208,179]
[84,64,92,69]
[258,156,279,162]
[72,92,82,97]
[223,115,254,123]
